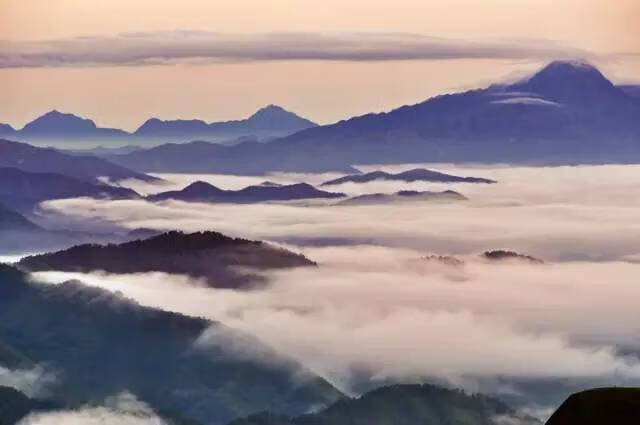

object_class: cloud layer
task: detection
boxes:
[17,392,166,425]
[0,30,592,68]
[31,164,640,414]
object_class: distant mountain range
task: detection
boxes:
[107,61,640,175]
[0,139,155,183]
[149,181,345,203]
[337,190,467,206]
[321,168,495,186]
[0,264,343,424]
[18,230,316,288]
[0,105,317,146]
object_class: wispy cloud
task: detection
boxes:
[0,30,593,68]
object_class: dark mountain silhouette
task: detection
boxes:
[0,168,139,212]
[0,139,155,183]
[18,230,316,288]
[109,60,640,175]
[0,203,41,232]
[149,182,345,203]
[423,255,465,267]
[0,265,343,425]
[337,190,467,206]
[321,168,495,186]
[545,388,640,425]
[229,383,541,425]
[482,250,544,264]
[134,105,317,141]
[0,386,60,425]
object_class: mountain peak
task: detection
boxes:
[245,105,317,130]
[22,110,98,134]
[508,60,619,103]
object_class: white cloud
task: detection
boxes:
[0,31,592,68]
[0,365,57,398]
[17,392,166,425]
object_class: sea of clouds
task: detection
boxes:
[29,164,640,415]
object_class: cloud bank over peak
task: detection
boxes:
[0,30,594,68]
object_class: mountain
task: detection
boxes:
[545,388,640,425]
[0,265,343,424]
[0,139,155,183]
[19,110,128,139]
[149,182,346,203]
[18,230,316,288]
[482,250,544,264]
[109,60,640,175]
[0,203,41,232]
[106,140,354,174]
[0,386,60,425]
[0,168,139,212]
[229,383,541,425]
[1,106,315,147]
[337,190,467,206]
[134,105,317,142]
[321,168,495,186]
[619,85,640,99]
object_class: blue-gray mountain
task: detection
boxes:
[0,105,316,145]
[0,139,155,183]
[320,168,495,186]
[337,190,467,206]
[0,167,139,213]
[109,61,640,174]
[148,181,345,203]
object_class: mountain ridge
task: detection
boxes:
[108,60,640,174]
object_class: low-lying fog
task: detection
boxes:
[31,164,640,413]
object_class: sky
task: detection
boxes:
[1,0,639,130]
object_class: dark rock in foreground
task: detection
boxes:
[545,388,640,425]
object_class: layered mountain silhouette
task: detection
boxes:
[18,230,316,288]
[321,168,495,186]
[337,190,467,206]
[0,139,155,183]
[0,202,41,232]
[0,105,316,146]
[0,167,139,212]
[148,182,345,203]
[109,61,640,174]
[229,383,540,425]
[135,104,316,141]
[0,265,343,424]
